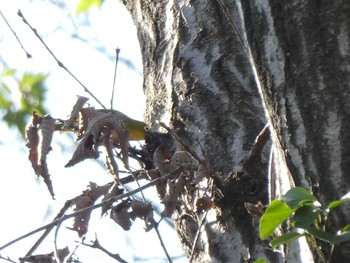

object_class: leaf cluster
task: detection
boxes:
[259,187,350,252]
[0,70,47,138]
[14,95,217,262]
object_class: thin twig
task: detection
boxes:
[0,168,182,252]
[0,254,17,263]
[23,200,72,259]
[189,179,213,262]
[243,124,270,172]
[17,9,106,109]
[82,236,128,263]
[0,10,32,59]
[215,0,248,56]
[152,219,173,263]
[189,211,208,263]
[63,237,84,263]
[110,48,121,110]
[54,222,62,263]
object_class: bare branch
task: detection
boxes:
[83,236,128,263]
[0,10,32,58]
[151,219,173,263]
[110,48,121,110]
[0,168,182,251]
[23,200,72,259]
[17,9,106,109]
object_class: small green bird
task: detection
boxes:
[98,109,148,141]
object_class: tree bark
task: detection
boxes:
[123,0,350,262]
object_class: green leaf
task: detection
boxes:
[307,226,350,244]
[282,187,318,209]
[260,200,293,240]
[271,232,304,248]
[253,258,267,263]
[328,191,350,210]
[342,224,350,232]
[1,69,16,77]
[292,205,320,229]
[76,0,102,15]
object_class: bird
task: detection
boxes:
[98,109,148,141]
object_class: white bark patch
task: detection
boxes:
[160,0,179,124]
[287,234,315,263]
[178,1,219,93]
[230,124,246,171]
[254,1,285,87]
[204,212,248,262]
[337,22,350,57]
[323,111,342,186]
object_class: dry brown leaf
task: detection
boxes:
[130,200,153,219]
[19,252,55,263]
[101,182,124,216]
[153,145,172,177]
[71,182,111,236]
[161,173,186,217]
[77,107,99,140]
[65,134,100,167]
[40,160,55,199]
[26,125,40,175]
[196,195,216,213]
[56,246,70,262]
[148,169,167,199]
[71,194,94,237]
[110,200,132,231]
[38,115,55,162]
[244,201,264,217]
[64,96,89,129]
[66,113,130,168]
[26,113,56,198]
[105,130,119,180]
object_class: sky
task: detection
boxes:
[0,0,186,262]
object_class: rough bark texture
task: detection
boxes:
[123,0,350,262]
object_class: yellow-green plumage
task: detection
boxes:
[99,109,147,141]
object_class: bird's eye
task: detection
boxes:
[144,125,152,133]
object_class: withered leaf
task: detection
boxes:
[196,195,215,213]
[64,95,89,129]
[148,169,166,199]
[71,182,111,237]
[244,201,264,217]
[26,125,40,175]
[26,113,56,198]
[110,200,132,231]
[153,145,172,177]
[161,173,186,217]
[38,115,55,162]
[65,113,130,168]
[19,246,70,263]
[19,252,55,263]
[71,194,94,237]
[105,130,119,180]
[130,200,153,219]
[101,182,124,216]
[78,107,99,140]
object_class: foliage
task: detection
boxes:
[259,187,350,255]
[0,69,48,138]
[75,0,103,15]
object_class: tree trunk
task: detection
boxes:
[123,0,350,262]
